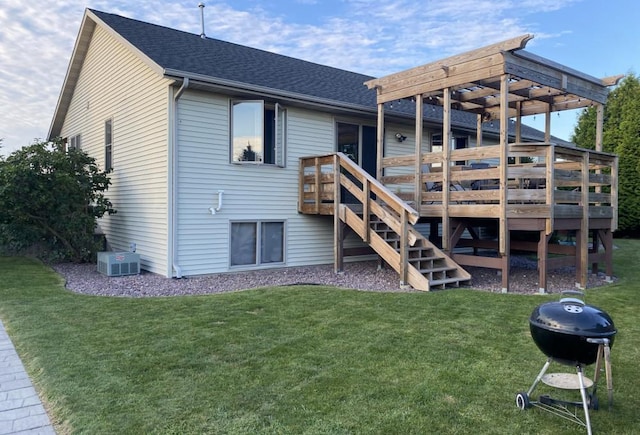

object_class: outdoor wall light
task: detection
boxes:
[395,133,407,142]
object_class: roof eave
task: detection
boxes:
[48,9,165,140]
[163,68,379,116]
[48,10,95,140]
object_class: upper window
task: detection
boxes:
[231,101,286,166]
[105,119,113,171]
[68,134,81,151]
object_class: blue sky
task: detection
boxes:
[0,0,637,156]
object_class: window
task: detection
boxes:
[454,136,468,166]
[105,119,113,171]
[430,133,468,165]
[67,134,81,151]
[231,101,286,166]
[230,221,285,267]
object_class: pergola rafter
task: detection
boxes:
[366,34,622,121]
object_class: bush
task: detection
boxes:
[0,139,115,262]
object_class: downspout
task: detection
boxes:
[170,77,189,278]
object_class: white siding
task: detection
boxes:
[175,90,347,275]
[60,25,171,275]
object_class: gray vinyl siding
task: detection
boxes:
[175,90,349,275]
[59,24,171,275]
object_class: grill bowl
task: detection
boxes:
[529,299,616,366]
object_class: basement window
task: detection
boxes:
[230,100,286,166]
[230,221,285,267]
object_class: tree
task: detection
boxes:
[0,139,116,262]
[572,73,640,237]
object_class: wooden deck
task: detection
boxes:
[299,34,621,292]
[299,144,617,292]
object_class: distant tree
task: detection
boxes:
[572,73,640,236]
[238,143,258,162]
[0,139,116,262]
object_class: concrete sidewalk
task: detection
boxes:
[0,320,55,434]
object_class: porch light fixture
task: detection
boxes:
[395,133,407,142]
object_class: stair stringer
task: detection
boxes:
[340,205,470,291]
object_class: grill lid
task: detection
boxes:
[529,298,616,338]
[528,292,616,365]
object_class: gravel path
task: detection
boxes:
[52,257,614,297]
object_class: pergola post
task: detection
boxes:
[499,74,510,292]
[414,95,423,207]
[544,103,551,143]
[442,88,451,252]
[476,114,483,149]
[376,100,385,181]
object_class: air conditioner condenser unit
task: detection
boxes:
[97,252,140,277]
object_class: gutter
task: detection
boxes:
[169,77,189,278]
[163,68,377,115]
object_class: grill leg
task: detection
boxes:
[527,358,552,396]
[577,365,593,435]
[604,343,613,410]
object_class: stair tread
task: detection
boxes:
[430,277,470,285]
[408,255,440,261]
[419,266,459,273]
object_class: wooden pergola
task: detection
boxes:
[363,34,623,292]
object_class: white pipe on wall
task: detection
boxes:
[209,190,224,214]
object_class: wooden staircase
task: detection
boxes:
[370,216,471,290]
[300,153,470,291]
[340,204,470,291]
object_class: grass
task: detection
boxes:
[1,240,639,434]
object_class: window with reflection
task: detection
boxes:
[231,101,285,166]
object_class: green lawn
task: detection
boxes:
[1,240,639,434]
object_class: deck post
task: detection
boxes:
[314,157,321,214]
[577,152,590,288]
[603,229,614,281]
[501,249,510,293]
[399,211,409,286]
[538,231,551,293]
[591,229,599,276]
[333,154,343,273]
[298,158,304,213]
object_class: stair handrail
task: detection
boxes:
[334,152,419,225]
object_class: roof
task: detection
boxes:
[49,8,566,143]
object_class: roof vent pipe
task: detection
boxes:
[198,3,206,39]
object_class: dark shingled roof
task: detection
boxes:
[91,9,377,108]
[90,9,562,143]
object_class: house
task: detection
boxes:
[49,9,620,292]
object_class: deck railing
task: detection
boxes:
[299,152,421,285]
[378,142,618,230]
[299,152,419,221]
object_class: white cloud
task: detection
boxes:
[0,0,584,155]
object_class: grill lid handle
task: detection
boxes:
[560,290,585,306]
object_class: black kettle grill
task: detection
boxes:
[515,291,616,435]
